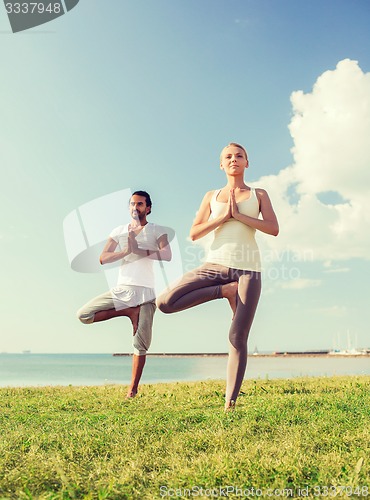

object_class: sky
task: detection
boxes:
[1,0,370,354]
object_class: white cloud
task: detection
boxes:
[281,278,321,290]
[234,18,250,26]
[323,267,350,274]
[255,59,370,262]
[314,305,347,317]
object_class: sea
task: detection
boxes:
[0,353,369,388]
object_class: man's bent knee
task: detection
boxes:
[133,332,149,355]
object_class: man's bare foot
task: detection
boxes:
[125,306,140,334]
[126,389,138,399]
[221,282,238,318]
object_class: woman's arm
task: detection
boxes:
[231,188,279,236]
[189,191,231,241]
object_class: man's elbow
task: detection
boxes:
[163,250,172,261]
[272,224,279,237]
[159,245,172,261]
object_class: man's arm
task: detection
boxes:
[99,237,131,265]
[129,232,172,261]
[153,234,172,261]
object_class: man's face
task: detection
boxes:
[129,195,150,221]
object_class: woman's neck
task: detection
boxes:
[226,176,247,189]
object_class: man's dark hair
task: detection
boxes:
[132,190,152,214]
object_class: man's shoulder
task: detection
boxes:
[146,222,172,237]
[146,222,161,229]
[110,224,129,237]
[144,222,160,233]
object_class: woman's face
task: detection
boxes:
[220,146,248,175]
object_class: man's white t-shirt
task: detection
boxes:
[109,223,167,289]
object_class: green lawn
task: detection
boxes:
[0,376,369,499]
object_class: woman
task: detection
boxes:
[157,143,279,410]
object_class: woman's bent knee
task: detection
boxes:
[156,298,172,314]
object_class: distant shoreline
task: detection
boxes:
[1,351,368,358]
[113,351,370,358]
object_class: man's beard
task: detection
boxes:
[132,210,145,222]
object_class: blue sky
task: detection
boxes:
[1,0,370,354]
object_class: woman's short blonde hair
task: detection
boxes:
[220,143,248,161]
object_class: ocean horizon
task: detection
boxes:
[0,353,369,388]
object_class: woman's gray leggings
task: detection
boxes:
[157,263,261,402]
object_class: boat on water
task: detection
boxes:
[328,348,367,356]
[329,330,368,356]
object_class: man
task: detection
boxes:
[77,191,172,398]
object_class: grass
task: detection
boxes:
[0,376,369,499]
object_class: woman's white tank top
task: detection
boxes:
[206,188,261,272]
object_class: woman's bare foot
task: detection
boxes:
[221,282,238,318]
[126,389,138,399]
[224,400,236,412]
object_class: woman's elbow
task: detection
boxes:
[189,230,200,242]
[189,224,201,241]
